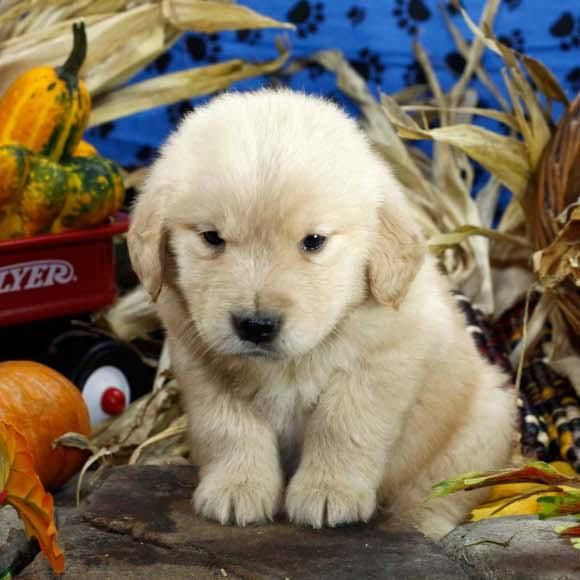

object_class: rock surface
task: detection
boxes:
[20,465,467,579]
[0,506,38,576]
[441,515,580,579]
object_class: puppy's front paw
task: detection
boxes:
[194,465,281,526]
[286,470,377,528]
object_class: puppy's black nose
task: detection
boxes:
[231,312,282,344]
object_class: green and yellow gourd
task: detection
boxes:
[51,156,124,233]
[0,145,30,205]
[0,144,124,240]
[0,22,91,162]
[0,22,125,241]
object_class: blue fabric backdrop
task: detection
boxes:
[86,0,580,169]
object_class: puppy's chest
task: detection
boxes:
[252,374,320,460]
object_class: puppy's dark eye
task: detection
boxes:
[202,230,225,247]
[301,234,327,252]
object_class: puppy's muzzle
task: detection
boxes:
[231,311,282,345]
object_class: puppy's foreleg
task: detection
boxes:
[182,377,283,526]
[286,372,401,528]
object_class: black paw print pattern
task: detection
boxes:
[346,5,366,26]
[147,52,172,74]
[445,51,466,77]
[403,60,427,86]
[167,100,194,126]
[350,48,386,84]
[287,1,325,38]
[136,145,156,164]
[185,33,222,63]
[505,0,523,10]
[498,29,525,52]
[445,1,459,16]
[549,12,580,51]
[567,67,580,92]
[236,29,262,45]
[392,0,432,35]
[304,62,326,80]
[92,121,115,139]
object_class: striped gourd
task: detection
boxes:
[0,23,91,162]
[0,145,31,206]
[51,156,125,233]
[0,144,125,240]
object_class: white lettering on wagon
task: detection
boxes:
[0,260,76,293]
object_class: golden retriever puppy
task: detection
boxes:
[128,89,516,539]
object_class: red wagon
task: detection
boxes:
[0,214,128,327]
[0,214,154,424]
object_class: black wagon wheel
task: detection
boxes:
[48,332,154,425]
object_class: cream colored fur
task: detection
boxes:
[128,89,516,540]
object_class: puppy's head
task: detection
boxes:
[128,90,425,360]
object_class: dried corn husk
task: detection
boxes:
[0,0,293,122]
[527,97,580,351]
[90,45,289,126]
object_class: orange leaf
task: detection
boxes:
[0,421,65,575]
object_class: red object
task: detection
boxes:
[0,214,128,327]
[0,490,7,504]
[100,386,126,415]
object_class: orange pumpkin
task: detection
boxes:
[0,361,90,490]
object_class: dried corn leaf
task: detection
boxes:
[497,199,527,236]
[90,47,289,126]
[414,41,448,126]
[476,176,501,228]
[451,0,517,67]
[441,6,510,112]
[428,225,531,255]
[455,1,567,109]
[86,7,170,96]
[448,0,500,109]
[501,67,552,169]
[401,105,519,132]
[532,207,580,290]
[163,0,294,33]
[396,123,530,197]
[378,93,473,229]
[526,95,580,248]
[521,55,569,106]
[0,0,293,100]
[129,414,187,464]
[90,379,182,451]
[101,286,160,342]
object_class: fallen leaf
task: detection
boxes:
[538,491,580,519]
[555,524,580,537]
[0,421,64,575]
[431,461,580,498]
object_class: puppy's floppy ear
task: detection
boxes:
[127,179,168,302]
[368,177,426,308]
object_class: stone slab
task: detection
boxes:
[0,506,37,576]
[21,465,467,579]
[441,515,580,580]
